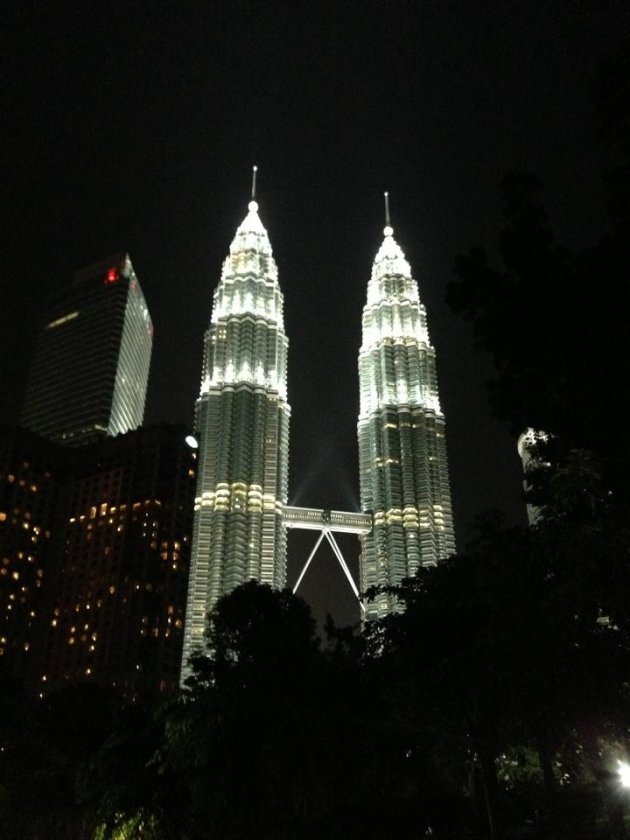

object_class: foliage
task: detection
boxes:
[367,508,630,838]
[159,581,467,839]
[446,48,630,521]
[92,809,167,840]
[0,678,115,837]
[437,50,630,836]
[4,564,629,838]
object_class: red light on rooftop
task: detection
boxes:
[104,268,119,285]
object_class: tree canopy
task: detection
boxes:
[446,48,630,519]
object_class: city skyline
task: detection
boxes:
[5,2,626,624]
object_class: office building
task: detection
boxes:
[1,423,196,700]
[21,253,152,446]
[42,425,196,700]
[0,427,64,684]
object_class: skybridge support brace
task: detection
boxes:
[284,506,371,614]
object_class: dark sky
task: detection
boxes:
[4,1,628,626]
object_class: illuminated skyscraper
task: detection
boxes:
[358,206,455,619]
[21,253,152,446]
[181,190,290,677]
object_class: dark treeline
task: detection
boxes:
[2,45,630,840]
[2,529,629,840]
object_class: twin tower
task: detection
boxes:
[182,189,455,671]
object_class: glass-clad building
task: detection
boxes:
[21,253,152,446]
[358,222,455,619]
[181,199,290,679]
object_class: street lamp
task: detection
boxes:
[617,760,630,788]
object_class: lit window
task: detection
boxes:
[46,310,79,329]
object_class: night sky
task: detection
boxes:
[4,1,628,626]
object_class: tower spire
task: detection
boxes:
[248,166,259,213]
[251,164,258,199]
[384,191,393,236]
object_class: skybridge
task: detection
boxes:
[283,506,373,612]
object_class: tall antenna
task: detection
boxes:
[251,165,258,200]
[384,191,391,227]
